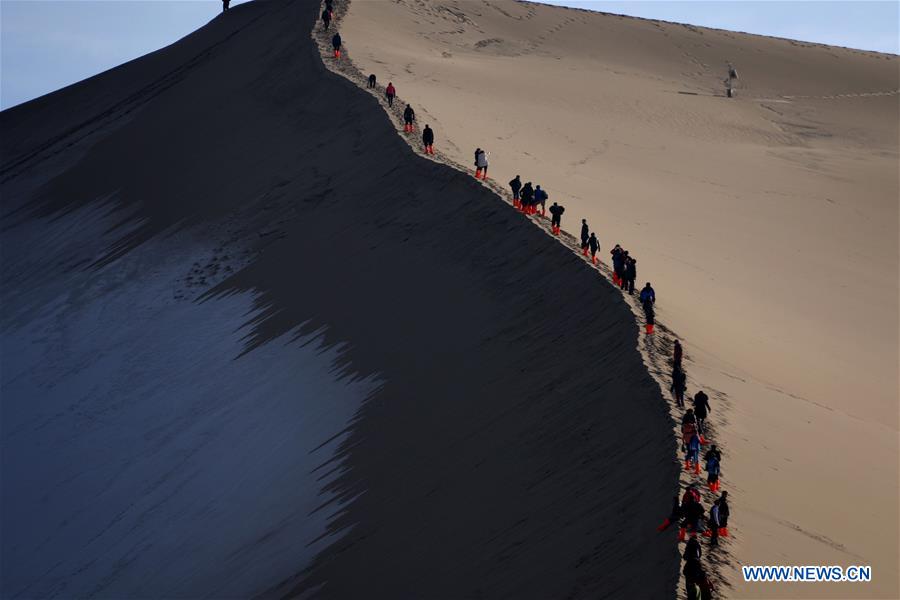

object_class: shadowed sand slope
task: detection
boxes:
[1,1,678,598]
[341,0,899,597]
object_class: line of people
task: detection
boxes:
[662,341,731,600]
[317,13,731,598]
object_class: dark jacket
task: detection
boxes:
[534,188,548,204]
[509,177,521,193]
[332,34,342,49]
[694,391,711,418]
[549,204,564,218]
[588,234,599,252]
[640,285,655,303]
[322,9,331,21]
[684,537,702,562]
[581,222,589,243]
[422,126,434,145]
[520,183,534,203]
[625,258,637,279]
[404,106,415,122]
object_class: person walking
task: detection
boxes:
[385,82,396,107]
[673,339,683,369]
[610,245,623,284]
[708,498,721,546]
[588,232,600,265]
[684,535,702,562]
[331,33,342,59]
[683,558,703,600]
[693,390,711,437]
[671,366,687,408]
[717,491,730,537]
[549,202,564,235]
[705,449,721,492]
[624,256,637,294]
[520,181,534,212]
[322,7,332,30]
[640,282,655,304]
[367,73,376,88]
[681,408,697,450]
[422,125,435,155]
[509,175,522,207]
[686,430,702,474]
[474,148,489,179]
[403,104,415,133]
[223,0,230,12]
[580,219,589,255]
[534,185,548,216]
[615,251,629,289]
[643,295,655,334]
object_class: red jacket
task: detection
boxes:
[386,84,396,97]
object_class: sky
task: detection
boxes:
[1,0,898,110]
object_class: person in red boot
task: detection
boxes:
[534,185,548,216]
[693,390,711,437]
[708,498,721,546]
[548,202,564,234]
[422,125,434,155]
[474,148,489,179]
[643,295,655,334]
[588,232,600,265]
[672,366,687,408]
[322,7,332,30]
[385,82,396,107]
[686,431,702,474]
[403,104,415,133]
[705,450,721,492]
[509,175,522,207]
[717,491,730,537]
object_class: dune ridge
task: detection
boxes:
[1,0,682,598]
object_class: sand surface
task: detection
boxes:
[340,1,900,597]
[1,1,680,597]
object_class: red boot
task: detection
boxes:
[678,528,686,542]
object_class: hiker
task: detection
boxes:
[725,77,734,98]
[580,219,589,255]
[683,559,704,600]
[222,0,230,11]
[615,251,628,289]
[681,493,705,536]
[657,495,682,532]
[509,175,522,207]
[331,33,342,59]
[403,104,415,132]
[727,62,738,81]
[588,233,599,265]
[681,409,697,451]
[422,125,434,155]
[684,535,702,562]
[520,182,534,212]
[610,245,624,284]
[671,366,687,408]
[673,339,683,369]
[717,491,730,537]
[708,498,721,546]
[624,256,637,294]
[549,202,564,235]
[385,82,396,107]
[367,73,376,88]
[693,390,711,435]
[704,444,722,465]
[643,296,655,334]
[534,185,548,216]
[474,148,489,179]
[685,431,702,474]
[705,449,721,492]
[640,282,655,304]
[322,8,332,30]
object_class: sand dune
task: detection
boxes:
[1,1,680,597]
[340,0,900,597]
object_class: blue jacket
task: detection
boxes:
[640,286,656,303]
